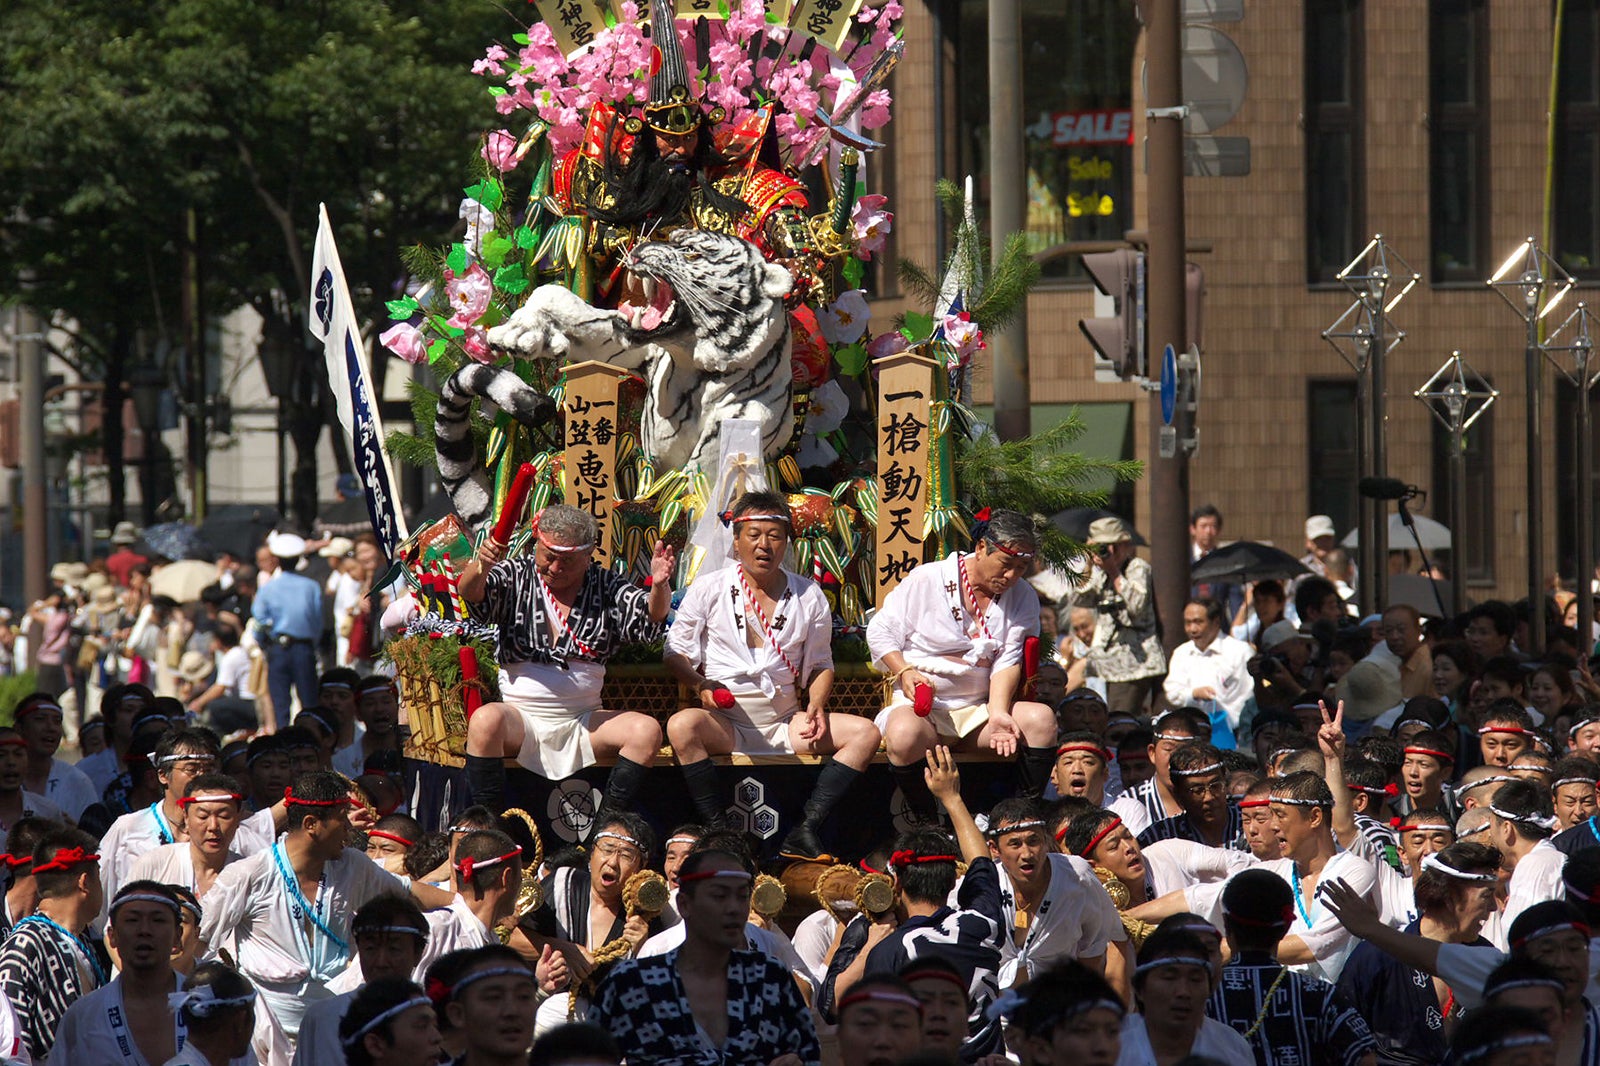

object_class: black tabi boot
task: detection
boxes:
[889,759,941,824]
[1017,746,1057,798]
[679,758,728,828]
[779,761,864,861]
[599,755,649,817]
[464,754,506,813]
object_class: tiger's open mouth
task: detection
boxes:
[617,270,680,335]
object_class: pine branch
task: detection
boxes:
[971,232,1041,335]
[400,244,447,290]
[386,429,438,469]
[896,259,942,306]
[952,414,1143,570]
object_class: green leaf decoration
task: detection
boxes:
[427,338,448,363]
[386,295,420,319]
[842,256,864,288]
[902,310,933,341]
[834,342,867,375]
[488,87,507,98]
[447,243,468,274]
[495,263,529,295]
[515,225,537,250]
[481,235,515,269]
[464,179,503,212]
[717,0,730,15]
[512,32,530,44]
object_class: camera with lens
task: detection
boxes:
[1247,651,1290,680]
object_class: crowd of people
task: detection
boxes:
[0,494,1596,1065]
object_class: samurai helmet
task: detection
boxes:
[641,0,724,135]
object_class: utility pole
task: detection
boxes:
[18,305,46,605]
[182,206,208,521]
[1145,0,1190,650]
[988,0,1030,441]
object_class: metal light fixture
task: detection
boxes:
[1487,236,1575,653]
[1415,352,1498,617]
[1323,234,1419,615]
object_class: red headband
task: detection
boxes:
[1394,822,1452,834]
[889,850,957,869]
[1347,781,1400,798]
[1238,798,1271,809]
[0,738,27,750]
[859,858,884,875]
[1479,724,1536,737]
[1078,818,1123,858]
[1057,742,1112,761]
[367,830,415,849]
[33,847,98,874]
[13,701,61,721]
[177,792,243,809]
[1404,746,1455,763]
[1511,920,1591,950]
[837,988,925,1014]
[0,854,29,872]
[283,787,351,808]
[456,847,521,882]
[901,966,968,995]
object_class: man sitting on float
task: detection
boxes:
[866,508,1058,820]
[458,504,674,820]
[664,490,881,860]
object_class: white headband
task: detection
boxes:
[1488,803,1560,832]
[451,965,536,997]
[1456,1034,1554,1064]
[110,892,181,919]
[594,830,644,852]
[341,996,432,1047]
[1172,762,1224,777]
[664,835,700,848]
[988,819,1048,837]
[168,985,257,1019]
[1134,955,1213,977]
[1420,852,1498,883]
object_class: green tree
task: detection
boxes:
[0,0,506,524]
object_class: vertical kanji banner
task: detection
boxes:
[309,204,409,558]
[873,350,939,607]
[561,360,629,565]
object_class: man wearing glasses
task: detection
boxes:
[457,504,675,818]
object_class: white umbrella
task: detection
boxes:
[1341,513,1452,552]
[149,559,221,604]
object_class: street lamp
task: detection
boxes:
[1414,352,1498,617]
[1488,236,1574,653]
[1542,303,1600,648]
[1322,234,1419,615]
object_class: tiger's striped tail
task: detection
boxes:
[434,364,557,536]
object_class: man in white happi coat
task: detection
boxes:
[664,490,881,860]
[293,896,431,1066]
[197,771,451,1040]
[925,745,1126,986]
[100,730,281,910]
[129,774,250,904]
[164,961,260,1066]
[13,694,98,822]
[866,508,1057,820]
[53,881,189,1066]
[459,504,674,817]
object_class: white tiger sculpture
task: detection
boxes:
[486,228,795,471]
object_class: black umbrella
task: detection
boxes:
[1190,541,1309,584]
[198,505,284,559]
[136,522,212,562]
[1047,507,1148,547]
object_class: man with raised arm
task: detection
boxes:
[458,504,673,816]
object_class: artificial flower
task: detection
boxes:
[942,311,985,364]
[446,263,493,328]
[807,379,850,434]
[472,45,508,77]
[458,198,494,258]
[482,129,519,173]
[867,331,908,360]
[819,289,871,345]
[461,326,493,363]
[380,322,429,365]
[851,194,893,259]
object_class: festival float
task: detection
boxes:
[368,0,1125,858]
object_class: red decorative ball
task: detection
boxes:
[913,683,933,716]
[713,687,736,709]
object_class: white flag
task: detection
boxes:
[308,204,410,557]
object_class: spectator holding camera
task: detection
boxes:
[1070,517,1166,717]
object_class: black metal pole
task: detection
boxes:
[1528,312,1548,653]
[1580,366,1594,653]
[1449,424,1467,618]
[1356,361,1378,615]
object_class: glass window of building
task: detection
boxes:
[1304,0,1364,285]
[954,0,1137,280]
[1429,0,1488,283]
[1307,379,1359,537]
[1556,0,1600,279]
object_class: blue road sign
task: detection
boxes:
[1160,343,1178,425]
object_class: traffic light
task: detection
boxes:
[1079,249,1145,379]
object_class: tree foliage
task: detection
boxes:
[0,0,506,523]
